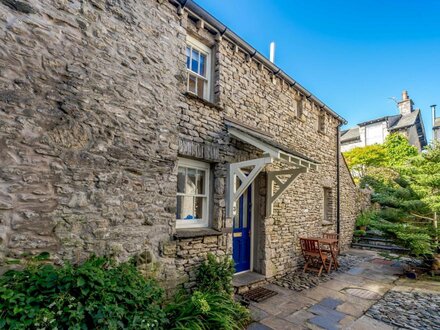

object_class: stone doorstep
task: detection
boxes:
[233,271,267,294]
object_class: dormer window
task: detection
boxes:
[186,36,212,101]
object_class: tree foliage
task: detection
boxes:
[383,133,418,166]
[345,134,440,256]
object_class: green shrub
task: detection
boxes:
[354,229,366,237]
[395,232,434,256]
[378,207,407,223]
[165,290,250,330]
[196,253,235,295]
[0,257,166,329]
[355,210,378,228]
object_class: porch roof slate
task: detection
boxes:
[225,119,319,167]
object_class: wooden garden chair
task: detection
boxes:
[300,238,333,276]
[322,232,340,269]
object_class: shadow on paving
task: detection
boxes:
[245,249,440,330]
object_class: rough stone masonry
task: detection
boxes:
[0,0,369,289]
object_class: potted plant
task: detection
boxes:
[356,210,376,231]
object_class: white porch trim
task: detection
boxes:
[226,124,319,217]
[266,167,307,215]
[226,157,272,218]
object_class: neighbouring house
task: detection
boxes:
[432,105,440,141]
[0,0,369,290]
[341,90,427,152]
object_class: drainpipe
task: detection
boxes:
[336,124,341,236]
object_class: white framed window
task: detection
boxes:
[176,158,210,228]
[186,36,211,101]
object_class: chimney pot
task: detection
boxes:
[402,90,409,101]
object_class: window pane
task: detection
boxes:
[186,168,196,194]
[197,77,205,98]
[195,197,204,219]
[200,53,206,76]
[177,196,195,220]
[191,49,199,73]
[186,46,191,69]
[188,74,196,94]
[196,170,205,194]
[177,167,186,193]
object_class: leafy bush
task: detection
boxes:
[0,257,166,329]
[196,253,235,295]
[378,207,407,223]
[395,232,434,256]
[355,210,378,228]
[165,290,250,330]
[354,229,366,237]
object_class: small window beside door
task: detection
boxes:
[176,158,210,228]
[186,36,212,101]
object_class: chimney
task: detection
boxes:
[432,104,437,129]
[269,42,275,63]
[398,90,414,115]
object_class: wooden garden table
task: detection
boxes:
[306,237,339,270]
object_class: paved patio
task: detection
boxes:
[246,249,440,330]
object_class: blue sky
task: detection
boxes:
[195,0,440,141]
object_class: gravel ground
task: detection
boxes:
[367,290,440,329]
[270,254,368,291]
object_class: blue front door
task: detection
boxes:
[233,184,252,273]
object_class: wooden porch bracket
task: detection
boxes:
[266,167,307,216]
[227,157,273,218]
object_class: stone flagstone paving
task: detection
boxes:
[245,249,440,329]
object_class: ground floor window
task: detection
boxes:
[176,158,210,228]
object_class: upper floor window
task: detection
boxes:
[176,158,210,228]
[186,36,211,101]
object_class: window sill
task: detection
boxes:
[174,228,222,239]
[295,115,305,123]
[322,221,333,226]
[184,92,223,111]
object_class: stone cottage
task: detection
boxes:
[0,0,368,289]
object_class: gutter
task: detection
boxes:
[172,0,347,125]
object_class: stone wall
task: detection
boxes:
[0,0,368,287]
[339,156,371,249]
[0,0,185,284]
[177,14,357,278]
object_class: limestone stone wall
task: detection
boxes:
[177,15,353,278]
[339,156,371,249]
[0,0,368,286]
[0,0,185,284]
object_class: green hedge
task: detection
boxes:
[0,253,250,330]
[0,257,166,329]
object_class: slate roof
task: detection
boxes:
[341,127,361,143]
[390,110,420,131]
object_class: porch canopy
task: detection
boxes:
[226,118,319,217]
